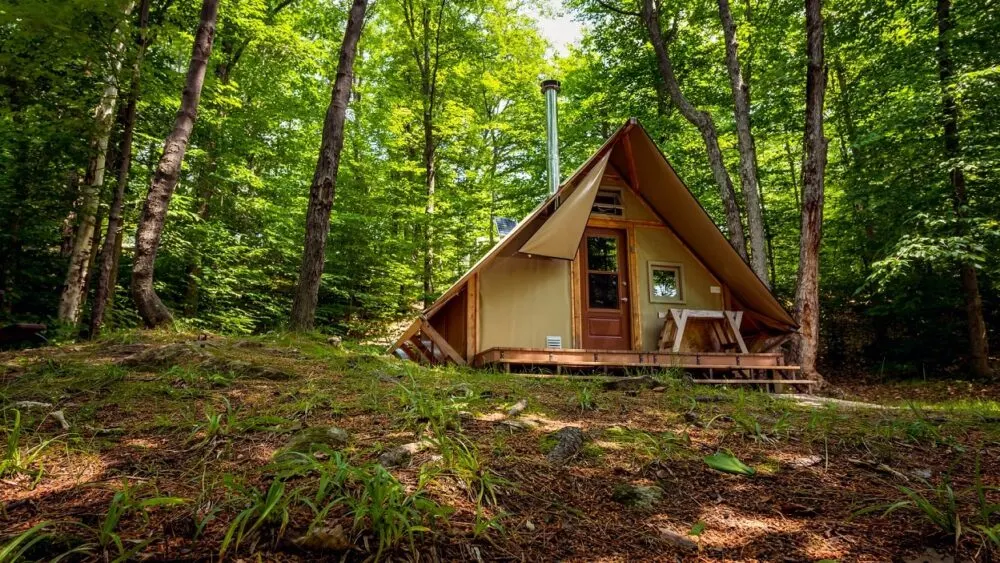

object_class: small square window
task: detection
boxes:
[592,188,623,216]
[649,262,684,303]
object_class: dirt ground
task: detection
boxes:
[1,332,998,562]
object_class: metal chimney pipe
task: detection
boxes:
[541,79,561,195]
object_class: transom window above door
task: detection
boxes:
[591,188,623,216]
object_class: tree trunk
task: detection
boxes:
[183,1,296,317]
[717,0,768,286]
[131,0,219,328]
[288,0,369,331]
[90,0,152,338]
[792,0,828,381]
[58,5,133,326]
[640,0,748,261]
[936,0,991,379]
[422,106,436,301]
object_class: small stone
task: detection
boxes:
[601,375,659,392]
[326,336,343,347]
[694,395,727,403]
[657,528,697,550]
[651,386,667,393]
[546,426,584,465]
[293,524,352,552]
[788,455,822,468]
[612,483,663,508]
[50,410,70,430]
[912,468,933,480]
[507,399,527,417]
[13,401,53,410]
[524,519,535,532]
[376,370,401,383]
[379,440,431,467]
[283,426,349,454]
[499,419,537,432]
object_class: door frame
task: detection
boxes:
[571,221,642,351]
[573,226,637,351]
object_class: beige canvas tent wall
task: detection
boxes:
[390,119,798,374]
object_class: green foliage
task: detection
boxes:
[605,426,690,463]
[225,446,449,559]
[35,481,189,562]
[189,398,233,446]
[395,381,463,432]
[0,0,997,379]
[220,478,294,558]
[347,464,449,560]
[574,384,597,412]
[704,450,756,476]
[434,434,508,507]
[858,456,1000,553]
[165,365,234,388]
[0,522,53,563]
[1,409,60,487]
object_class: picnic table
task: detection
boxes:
[657,308,748,354]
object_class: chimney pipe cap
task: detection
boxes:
[540,79,561,93]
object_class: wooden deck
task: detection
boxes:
[474,347,792,369]
[473,347,812,388]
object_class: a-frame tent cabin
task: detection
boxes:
[391,119,802,381]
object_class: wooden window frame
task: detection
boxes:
[591,187,624,217]
[648,261,685,304]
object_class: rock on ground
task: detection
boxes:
[506,399,527,417]
[601,375,660,392]
[292,524,352,552]
[546,426,584,465]
[378,440,431,467]
[282,426,349,454]
[612,483,663,508]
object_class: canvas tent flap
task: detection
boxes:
[518,152,611,259]
[624,126,797,330]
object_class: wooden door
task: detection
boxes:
[580,227,631,350]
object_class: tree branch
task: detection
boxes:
[592,0,640,18]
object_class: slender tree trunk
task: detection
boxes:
[401,0,446,302]
[936,0,991,379]
[90,0,152,338]
[792,0,828,381]
[182,43,233,317]
[422,105,436,301]
[832,56,876,274]
[640,0,748,261]
[183,1,297,316]
[131,0,219,328]
[58,5,133,325]
[288,0,369,331]
[717,0,768,286]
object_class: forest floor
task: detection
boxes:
[1,332,999,562]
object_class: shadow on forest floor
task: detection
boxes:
[1,331,999,561]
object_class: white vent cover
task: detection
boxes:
[545,336,562,349]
